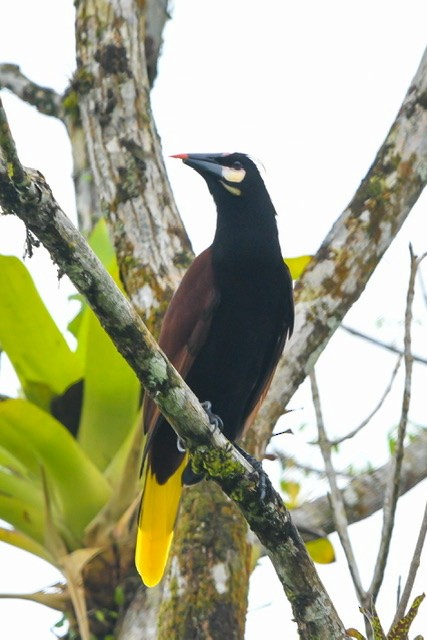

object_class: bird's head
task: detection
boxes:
[171,152,268,201]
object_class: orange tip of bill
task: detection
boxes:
[170,153,188,159]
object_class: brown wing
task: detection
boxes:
[143,247,220,437]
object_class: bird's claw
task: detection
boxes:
[201,400,224,433]
[177,437,186,453]
[235,444,273,502]
[177,400,223,452]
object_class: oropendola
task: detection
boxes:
[135,152,294,587]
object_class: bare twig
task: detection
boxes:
[391,500,427,629]
[269,449,353,479]
[292,428,427,537]
[0,64,62,118]
[310,369,367,602]
[328,356,402,446]
[341,324,427,366]
[368,247,424,600]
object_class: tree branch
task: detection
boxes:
[368,249,423,600]
[0,96,348,639]
[327,356,402,447]
[291,429,427,537]
[310,369,366,601]
[340,324,427,366]
[145,0,170,86]
[0,64,63,118]
[391,499,427,629]
[249,44,427,456]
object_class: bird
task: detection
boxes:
[135,152,294,587]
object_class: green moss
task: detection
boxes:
[115,165,141,204]
[72,67,95,96]
[62,90,80,125]
[366,175,387,199]
[191,446,243,487]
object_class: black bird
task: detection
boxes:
[135,152,294,587]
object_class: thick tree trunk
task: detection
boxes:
[158,483,251,640]
[74,0,192,328]
[73,1,254,638]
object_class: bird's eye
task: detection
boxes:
[221,162,246,189]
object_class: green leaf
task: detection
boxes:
[284,255,312,280]
[0,255,83,408]
[0,494,45,546]
[87,219,117,275]
[65,219,140,470]
[306,537,336,564]
[85,411,145,539]
[0,445,30,478]
[67,219,121,339]
[0,399,111,543]
[76,307,140,470]
[0,468,43,509]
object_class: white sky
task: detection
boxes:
[0,0,427,638]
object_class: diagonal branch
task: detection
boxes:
[0,96,347,640]
[291,428,427,537]
[340,325,427,366]
[310,369,366,601]
[328,356,402,447]
[249,44,427,456]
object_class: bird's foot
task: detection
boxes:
[235,444,274,502]
[201,400,224,433]
[180,400,224,485]
[177,400,223,453]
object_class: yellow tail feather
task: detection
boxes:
[135,456,188,587]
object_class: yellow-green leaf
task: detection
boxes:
[0,495,45,545]
[0,399,111,543]
[306,537,336,564]
[346,629,366,639]
[0,445,29,478]
[0,527,55,564]
[76,307,140,470]
[284,255,312,280]
[0,468,43,509]
[87,219,120,279]
[0,256,83,407]
[280,480,301,508]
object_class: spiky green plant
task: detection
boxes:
[0,221,143,639]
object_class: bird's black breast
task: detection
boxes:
[185,252,292,442]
